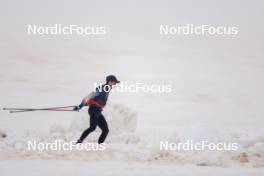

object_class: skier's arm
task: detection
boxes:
[74,89,102,111]
[74,96,89,111]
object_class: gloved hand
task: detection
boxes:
[73,106,81,111]
[74,100,86,111]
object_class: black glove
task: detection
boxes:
[73,106,81,111]
[73,100,85,111]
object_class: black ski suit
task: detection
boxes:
[78,84,110,143]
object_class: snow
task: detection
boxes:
[1,120,264,167]
[1,0,264,175]
[178,123,221,143]
[1,160,264,176]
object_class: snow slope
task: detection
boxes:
[1,0,264,175]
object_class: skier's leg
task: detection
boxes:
[77,107,100,143]
[97,114,109,144]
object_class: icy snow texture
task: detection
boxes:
[1,110,264,167]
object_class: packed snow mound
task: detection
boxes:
[1,122,264,167]
[154,124,264,166]
[104,104,137,135]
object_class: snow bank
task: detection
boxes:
[1,109,264,167]
[104,104,137,134]
[1,160,264,176]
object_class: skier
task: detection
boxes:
[74,75,120,144]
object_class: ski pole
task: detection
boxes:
[2,105,77,113]
[3,105,76,111]
[9,109,76,113]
